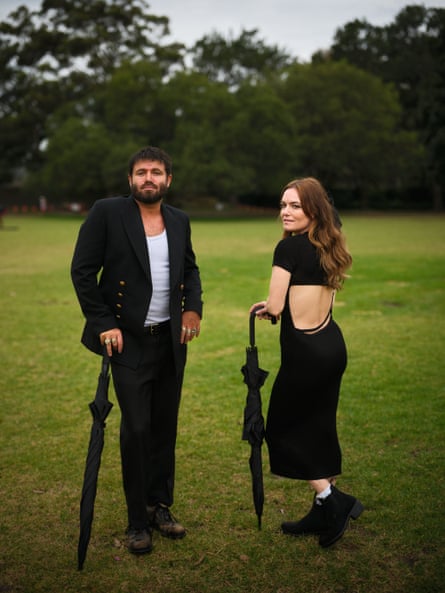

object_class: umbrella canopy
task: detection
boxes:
[241,308,272,529]
[77,352,113,570]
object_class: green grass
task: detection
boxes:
[1,213,444,593]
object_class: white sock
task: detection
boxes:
[316,485,332,500]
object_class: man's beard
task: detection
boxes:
[131,182,168,205]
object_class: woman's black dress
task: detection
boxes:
[265,234,347,480]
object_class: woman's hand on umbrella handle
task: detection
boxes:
[100,328,123,356]
[249,301,267,317]
[249,301,278,322]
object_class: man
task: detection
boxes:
[71,146,203,555]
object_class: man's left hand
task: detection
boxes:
[181,311,201,344]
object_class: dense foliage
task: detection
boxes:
[0,1,443,209]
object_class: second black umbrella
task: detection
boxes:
[241,307,274,529]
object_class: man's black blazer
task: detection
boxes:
[71,196,203,371]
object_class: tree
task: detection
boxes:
[321,5,445,209]
[160,71,246,201]
[94,60,169,146]
[190,29,291,88]
[1,0,177,80]
[0,0,181,183]
[279,61,423,208]
[25,58,171,204]
[25,117,112,203]
[227,82,299,202]
[158,70,298,203]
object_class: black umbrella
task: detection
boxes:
[241,307,275,529]
[77,351,113,570]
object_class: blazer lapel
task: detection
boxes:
[121,197,151,280]
[162,204,181,287]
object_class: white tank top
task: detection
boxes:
[145,230,170,324]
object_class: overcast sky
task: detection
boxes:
[1,1,444,61]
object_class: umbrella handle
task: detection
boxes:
[101,349,110,377]
[249,307,276,347]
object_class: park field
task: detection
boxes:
[0,212,444,593]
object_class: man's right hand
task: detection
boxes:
[100,328,123,356]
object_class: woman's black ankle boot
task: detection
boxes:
[318,486,364,547]
[281,496,327,536]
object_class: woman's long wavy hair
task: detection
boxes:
[281,177,352,290]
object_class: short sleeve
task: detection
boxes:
[272,238,298,272]
[272,234,327,285]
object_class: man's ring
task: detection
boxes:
[104,338,111,345]
[191,329,197,334]
[181,326,186,331]
[111,338,117,344]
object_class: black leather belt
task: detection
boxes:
[143,320,170,335]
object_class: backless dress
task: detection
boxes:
[265,233,347,480]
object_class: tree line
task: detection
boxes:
[0,1,443,210]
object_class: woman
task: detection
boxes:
[250,177,363,548]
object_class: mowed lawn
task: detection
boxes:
[0,212,444,593]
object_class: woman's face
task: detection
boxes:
[279,188,311,234]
